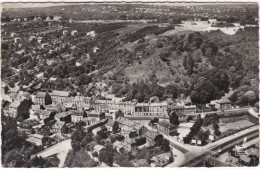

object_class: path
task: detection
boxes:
[35,139,72,167]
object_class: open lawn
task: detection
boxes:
[219,120,255,133]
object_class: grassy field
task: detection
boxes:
[219,119,255,133]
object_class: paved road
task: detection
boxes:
[180,126,259,167]
[34,139,72,167]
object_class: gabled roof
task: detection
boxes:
[124,137,136,145]
[9,101,21,108]
[54,120,65,127]
[145,130,160,140]
[37,110,52,116]
[31,105,41,110]
[113,141,124,148]
[218,99,231,104]
[94,145,105,152]
[160,111,170,119]
[35,92,47,98]
[239,155,251,163]
[55,111,72,118]
[106,119,116,127]
[116,116,135,127]
[51,90,69,97]
[10,87,19,93]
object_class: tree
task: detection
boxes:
[244,90,256,106]
[213,123,221,136]
[115,109,124,119]
[98,146,114,166]
[169,111,180,126]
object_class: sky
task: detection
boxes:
[2,1,258,9]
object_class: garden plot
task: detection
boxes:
[219,120,255,133]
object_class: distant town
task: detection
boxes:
[1,2,259,168]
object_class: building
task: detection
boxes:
[184,105,197,113]
[54,111,72,123]
[113,141,124,153]
[159,111,170,122]
[71,30,78,35]
[71,96,91,110]
[7,101,21,117]
[62,30,69,36]
[151,152,173,167]
[38,110,53,120]
[94,145,106,155]
[133,103,167,118]
[14,37,21,43]
[86,110,105,125]
[145,130,162,146]
[52,121,66,135]
[17,91,31,101]
[86,31,96,37]
[106,119,119,133]
[26,134,44,146]
[11,32,17,37]
[29,105,41,120]
[123,138,137,152]
[218,99,232,110]
[239,155,251,166]
[9,87,20,98]
[50,90,70,104]
[116,116,135,133]
[71,110,84,123]
[92,126,107,136]
[34,92,52,105]
[157,120,178,136]
[170,106,185,114]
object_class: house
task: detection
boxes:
[52,120,66,135]
[50,90,70,104]
[151,152,173,167]
[17,91,31,101]
[94,145,106,155]
[14,37,21,43]
[11,32,17,37]
[176,112,189,122]
[71,96,91,110]
[29,105,41,120]
[38,110,53,120]
[106,119,119,133]
[145,130,162,146]
[42,43,48,48]
[92,126,107,136]
[86,110,105,125]
[218,99,232,110]
[54,111,72,123]
[2,102,11,116]
[116,116,135,133]
[26,134,44,146]
[208,18,217,24]
[113,141,124,153]
[29,36,36,41]
[133,103,167,118]
[132,159,149,167]
[184,105,197,113]
[34,92,52,105]
[71,110,84,123]
[53,16,61,21]
[93,46,100,53]
[123,138,137,152]
[86,31,96,37]
[123,130,138,139]
[71,30,78,36]
[157,120,178,136]
[8,101,21,118]
[159,111,170,122]
[170,106,185,113]
[63,30,69,36]
[239,155,251,166]
[9,87,20,98]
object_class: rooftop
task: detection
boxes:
[9,101,21,108]
[51,90,69,97]
[35,92,47,98]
